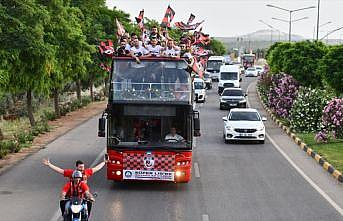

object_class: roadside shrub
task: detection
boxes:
[81,96,92,106]
[41,109,56,121]
[316,98,343,142]
[257,73,272,104]
[268,73,299,118]
[290,87,333,133]
[0,140,20,154]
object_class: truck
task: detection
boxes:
[98,57,201,183]
[218,65,241,94]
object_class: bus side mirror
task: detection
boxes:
[193,111,201,137]
[98,117,106,137]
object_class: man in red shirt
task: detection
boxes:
[43,156,107,215]
[61,170,94,218]
[42,157,108,183]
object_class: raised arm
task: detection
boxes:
[42,158,64,175]
[91,155,108,174]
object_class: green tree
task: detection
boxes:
[318,45,343,95]
[282,41,327,87]
[266,42,292,74]
[0,0,54,126]
[208,38,226,55]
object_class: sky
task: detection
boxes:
[106,0,343,40]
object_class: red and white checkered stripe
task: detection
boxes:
[123,152,175,172]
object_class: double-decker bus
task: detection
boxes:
[98,57,201,183]
[241,54,255,69]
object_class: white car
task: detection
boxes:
[193,78,206,103]
[245,67,258,77]
[255,66,264,75]
[222,108,266,144]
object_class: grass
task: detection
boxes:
[298,133,343,172]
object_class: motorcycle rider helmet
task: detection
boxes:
[72,170,83,180]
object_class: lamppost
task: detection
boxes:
[266,4,316,41]
[259,20,281,44]
[320,26,343,41]
[316,0,320,41]
[272,16,309,41]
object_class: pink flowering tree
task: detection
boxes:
[315,98,343,142]
[268,74,299,118]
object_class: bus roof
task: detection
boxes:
[113,56,186,62]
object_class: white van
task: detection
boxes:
[206,56,224,81]
[193,78,206,103]
[218,65,241,94]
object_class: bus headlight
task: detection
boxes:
[175,171,182,177]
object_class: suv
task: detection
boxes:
[219,88,247,110]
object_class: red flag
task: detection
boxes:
[135,9,144,30]
[115,18,125,37]
[161,5,175,28]
[187,13,195,25]
[175,20,204,31]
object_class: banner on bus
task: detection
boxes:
[123,170,175,181]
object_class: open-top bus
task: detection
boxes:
[98,57,201,183]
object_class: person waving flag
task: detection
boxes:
[187,13,196,25]
[135,9,144,31]
[161,5,175,28]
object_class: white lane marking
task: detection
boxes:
[194,162,201,178]
[50,148,106,221]
[202,214,209,221]
[246,81,343,216]
[266,133,343,216]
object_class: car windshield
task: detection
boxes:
[194,82,204,89]
[255,67,262,70]
[247,68,255,71]
[229,111,260,121]
[221,72,238,80]
[207,61,222,70]
[222,90,243,96]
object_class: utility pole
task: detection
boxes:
[316,0,320,41]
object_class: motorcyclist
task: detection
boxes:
[43,156,107,215]
[61,170,95,219]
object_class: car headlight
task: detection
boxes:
[239,99,246,103]
[225,125,233,130]
[257,125,265,131]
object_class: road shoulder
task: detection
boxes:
[0,101,106,175]
[247,80,343,210]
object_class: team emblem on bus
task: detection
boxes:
[144,152,155,169]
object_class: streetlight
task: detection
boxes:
[316,0,320,41]
[320,26,343,41]
[266,4,316,41]
[259,19,281,44]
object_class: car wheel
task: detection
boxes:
[224,139,229,144]
[259,140,265,144]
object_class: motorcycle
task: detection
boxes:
[63,196,89,221]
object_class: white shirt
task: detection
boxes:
[165,133,185,142]
[164,47,180,57]
[146,44,163,56]
[130,45,148,57]
[125,44,131,51]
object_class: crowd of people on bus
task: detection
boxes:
[115,26,194,63]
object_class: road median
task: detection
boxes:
[256,86,343,183]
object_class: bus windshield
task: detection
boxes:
[111,60,191,102]
[207,61,222,71]
[242,55,255,62]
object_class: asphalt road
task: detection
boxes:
[0,77,342,221]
